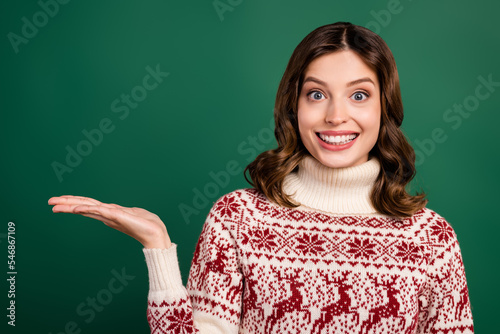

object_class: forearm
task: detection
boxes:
[143,244,198,333]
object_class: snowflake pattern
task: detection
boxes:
[295,233,327,256]
[144,189,474,334]
[245,227,278,252]
[429,218,455,243]
[165,307,195,333]
[214,195,240,219]
[346,237,377,259]
[395,241,419,263]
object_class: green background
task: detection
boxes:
[1,0,498,333]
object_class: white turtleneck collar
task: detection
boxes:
[282,154,381,215]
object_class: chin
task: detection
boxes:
[313,153,368,169]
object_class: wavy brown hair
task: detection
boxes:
[244,22,427,218]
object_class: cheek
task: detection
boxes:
[365,110,381,143]
[297,98,321,127]
[297,105,312,133]
[297,112,309,143]
[297,109,315,147]
[359,103,381,130]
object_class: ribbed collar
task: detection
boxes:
[282,155,381,215]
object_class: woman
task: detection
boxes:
[48,22,474,333]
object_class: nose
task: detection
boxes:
[325,100,348,125]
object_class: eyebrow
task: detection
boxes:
[303,76,375,87]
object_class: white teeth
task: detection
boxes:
[319,133,357,145]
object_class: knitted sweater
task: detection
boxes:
[142,155,474,334]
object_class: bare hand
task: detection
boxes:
[48,195,172,249]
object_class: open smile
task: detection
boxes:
[315,132,359,151]
[317,133,359,145]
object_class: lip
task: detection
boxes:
[316,130,359,136]
[315,132,359,151]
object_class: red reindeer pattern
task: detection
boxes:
[311,271,358,334]
[360,274,409,334]
[146,190,473,333]
[190,233,240,302]
[242,264,265,324]
[421,270,470,333]
[456,285,470,321]
[264,268,310,333]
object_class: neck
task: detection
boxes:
[282,155,381,215]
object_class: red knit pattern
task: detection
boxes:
[147,188,474,333]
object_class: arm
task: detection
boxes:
[143,194,244,333]
[47,194,243,333]
[417,215,474,333]
[143,244,198,333]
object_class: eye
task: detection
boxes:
[307,90,326,101]
[351,91,369,102]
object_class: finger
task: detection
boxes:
[72,205,144,235]
[72,205,127,223]
[48,198,135,215]
[49,196,101,206]
[55,195,102,205]
[52,204,123,227]
[51,204,73,213]
[59,195,101,202]
[51,203,136,218]
[52,204,95,214]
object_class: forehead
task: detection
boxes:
[303,50,378,87]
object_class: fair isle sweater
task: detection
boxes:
[142,155,474,334]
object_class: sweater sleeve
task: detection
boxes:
[142,193,244,333]
[416,214,474,334]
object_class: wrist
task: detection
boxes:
[143,232,172,249]
[143,240,172,249]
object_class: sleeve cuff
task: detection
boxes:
[142,243,184,291]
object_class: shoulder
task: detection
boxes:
[208,187,270,219]
[408,207,459,243]
[214,187,264,202]
[406,207,461,262]
[212,187,265,207]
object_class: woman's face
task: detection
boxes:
[297,50,381,168]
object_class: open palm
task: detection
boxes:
[48,195,171,249]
